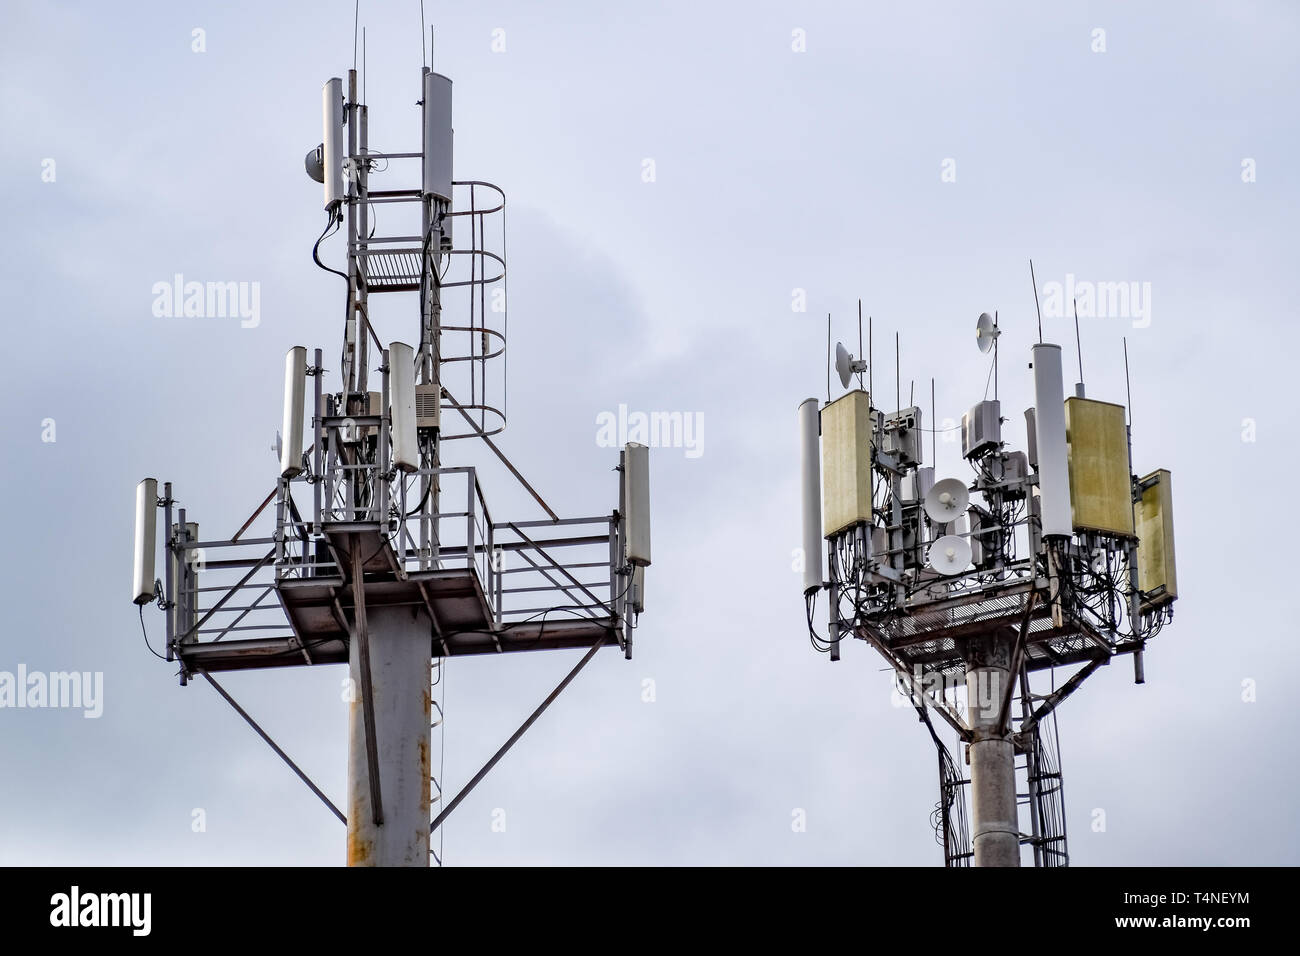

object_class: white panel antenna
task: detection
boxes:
[422,72,454,203]
[133,478,158,604]
[281,346,307,478]
[322,78,345,211]
[923,477,969,524]
[902,465,935,504]
[631,565,646,614]
[389,342,419,472]
[623,443,652,567]
[798,398,824,594]
[1031,343,1073,537]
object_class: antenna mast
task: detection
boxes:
[796,290,1180,867]
[132,26,652,868]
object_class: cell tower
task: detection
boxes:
[131,34,650,866]
[799,301,1177,867]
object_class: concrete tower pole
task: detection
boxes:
[964,633,1020,867]
[346,603,432,866]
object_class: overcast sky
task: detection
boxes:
[2,0,1297,866]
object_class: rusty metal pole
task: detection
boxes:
[347,603,432,866]
[964,634,1021,867]
[343,63,432,867]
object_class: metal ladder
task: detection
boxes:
[1014,669,1070,867]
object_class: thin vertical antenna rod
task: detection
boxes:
[421,0,427,68]
[994,310,999,401]
[895,332,900,413]
[353,0,360,73]
[857,299,865,388]
[1030,259,1044,343]
[931,377,936,465]
[826,313,831,403]
[1123,337,1133,427]
[868,316,873,398]
[1073,297,1085,386]
[362,28,366,104]
[909,380,914,407]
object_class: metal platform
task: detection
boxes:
[166,465,629,678]
[858,578,1114,682]
[359,247,424,292]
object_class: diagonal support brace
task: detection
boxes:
[1019,657,1107,737]
[997,589,1038,735]
[431,636,605,834]
[201,671,346,826]
[349,537,384,826]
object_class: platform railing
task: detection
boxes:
[274,461,622,631]
[490,515,623,628]
[168,526,296,656]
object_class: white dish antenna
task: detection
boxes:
[927,534,972,576]
[923,477,969,524]
[976,312,1000,354]
[304,144,325,184]
[834,342,867,389]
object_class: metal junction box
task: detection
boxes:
[883,406,923,467]
[963,400,1002,459]
[1064,397,1134,537]
[1135,469,1177,610]
[415,383,441,431]
[821,390,874,537]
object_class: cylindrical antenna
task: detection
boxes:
[132,478,159,605]
[1073,297,1085,387]
[322,77,345,212]
[390,341,419,472]
[353,0,360,73]
[825,313,831,403]
[362,27,366,105]
[895,332,900,413]
[281,346,307,478]
[909,380,914,407]
[421,0,427,68]
[857,300,865,389]
[1030,259,1043,343]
